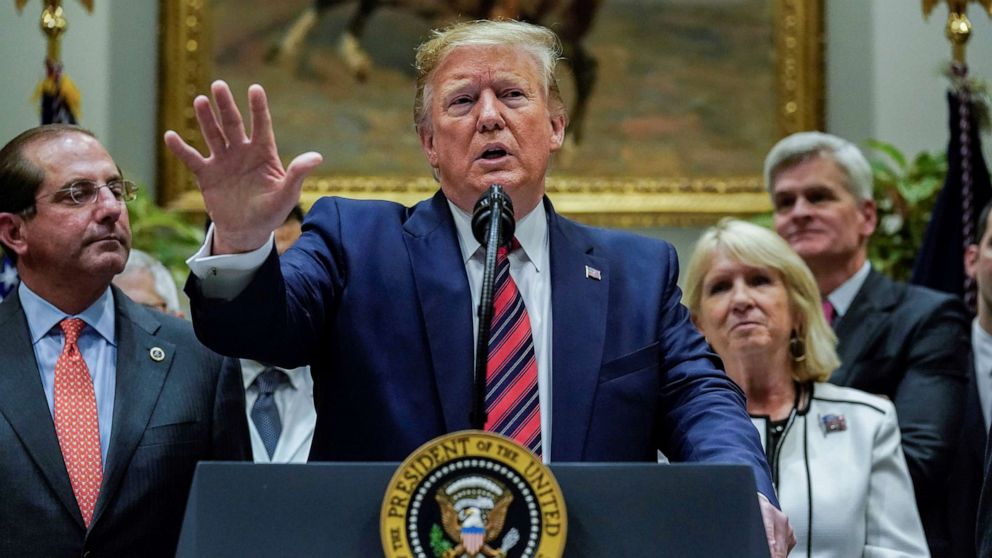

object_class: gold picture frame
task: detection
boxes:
[158,0,823,227]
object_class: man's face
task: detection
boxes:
[966,212,992,314]
[7,133,131,288]
[419,45,566,217]
[771,156,876,268]
[274,217,302,255]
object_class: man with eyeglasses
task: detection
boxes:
[0,124,249,557]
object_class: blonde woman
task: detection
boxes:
[685,219,928,558]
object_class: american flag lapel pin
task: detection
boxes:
[585,265,602,281]
[819,413,847,435]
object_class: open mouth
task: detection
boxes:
[480,147,508,160]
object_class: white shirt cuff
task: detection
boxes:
[186,224,275,300]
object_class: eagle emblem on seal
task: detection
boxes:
[436,476,517,558]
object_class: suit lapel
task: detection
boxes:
[832,270,893,385]
[91,289,173,528]
[547,206,609,461]
[403,192,475,432]
[965,374,987,465]
[0,290,83,525]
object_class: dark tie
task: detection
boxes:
[251,367,286,459]
[484,241,542,456]
[822,300,836,327]
[53,318,102,528]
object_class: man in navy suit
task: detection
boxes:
[0,125,249,556]
[166,20,794,556]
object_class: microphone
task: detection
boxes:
[469,184,516,430]
[471,184,515,249]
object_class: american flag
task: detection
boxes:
[0,254,18,302]
[462,525,485,554]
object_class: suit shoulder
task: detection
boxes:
[557,214,675,255]
[900,281,965,310]
[311,195,409,215]
[812,382,894,416]
[864,272,967,322]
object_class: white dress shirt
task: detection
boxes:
[824,260,871,319]
[448,200,553,459]
[972,319,992,431]
[241,359,316,463]
[187,201,556,460]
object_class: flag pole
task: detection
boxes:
[922,0,992,310]
[13,0,95,124]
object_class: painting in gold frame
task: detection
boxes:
[158,0,822,227]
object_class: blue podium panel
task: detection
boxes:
[177,462,769,558]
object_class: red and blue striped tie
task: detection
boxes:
[484,241,541,456]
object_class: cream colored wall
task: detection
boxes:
[0,1,158,191]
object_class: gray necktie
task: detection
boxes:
[251,368,286,459]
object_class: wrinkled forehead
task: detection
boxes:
[771,154,849,192]
[28,132,119,187]
[431,44,543,91]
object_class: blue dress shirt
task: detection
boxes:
[19,282,117,466]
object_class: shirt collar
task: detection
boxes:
[447,199,548,272]
[240,359,307,391]
[18,282,116,345]
[973,319,992,377]
[826,260,871,317]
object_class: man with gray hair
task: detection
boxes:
[112,248,182,315]
[766,131,970,555]
[167,19,794,555]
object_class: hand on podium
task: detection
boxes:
[758,493,795,558]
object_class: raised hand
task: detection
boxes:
[164,80,322,254]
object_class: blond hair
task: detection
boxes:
[413,19,565,133]
[684,218,839,382]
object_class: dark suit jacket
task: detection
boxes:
[186,192,777,501]
[946,371,985,558]
[0,287,250,557]
[830,269,970,555]
[978,423,992,558]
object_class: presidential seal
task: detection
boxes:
[381,431,567,558]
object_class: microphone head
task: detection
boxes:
[471,184,515,248]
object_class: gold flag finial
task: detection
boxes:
[14,0,93,13]
[923,0,992,63]
[11,1,95,60]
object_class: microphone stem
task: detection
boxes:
[470,200,504,430]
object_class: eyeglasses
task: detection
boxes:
[37,179,139,207]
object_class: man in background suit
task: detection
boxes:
[960,201,992,557]
[766,131,970,556]
[166,20,794,556]
[113,248,184,316]
[0,125,249,557]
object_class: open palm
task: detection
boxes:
[164,81,322,254]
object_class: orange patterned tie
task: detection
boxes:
[53,318,103,528]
